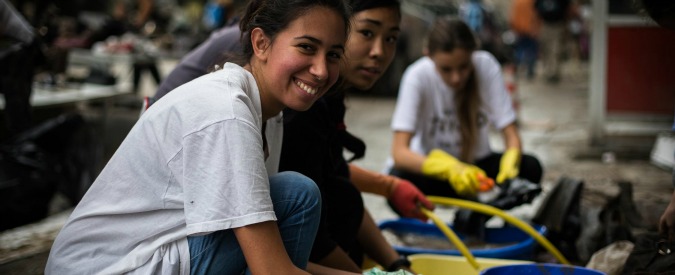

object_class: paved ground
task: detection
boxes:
[1,60,673,273]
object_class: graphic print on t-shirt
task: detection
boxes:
[429,106,488,159]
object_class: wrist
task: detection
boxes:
[386,177,400,198]
[386,255,411,272]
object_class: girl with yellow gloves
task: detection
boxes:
[385,18,542,201]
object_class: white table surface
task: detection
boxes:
[0,83,129,109]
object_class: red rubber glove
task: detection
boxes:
[389,179,434,221]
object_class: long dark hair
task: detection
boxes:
[236,0,352,66]
[427,17,480,162]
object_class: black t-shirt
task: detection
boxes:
[280,92,366,263]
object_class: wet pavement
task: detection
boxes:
[1,60,673,273]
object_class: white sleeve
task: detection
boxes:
[264,113,283,176]
[391,62,425,133]
[476,52,516,130]
[181,119,276,236]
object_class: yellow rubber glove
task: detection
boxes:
[496,147,521,184]
[421,149,486,197]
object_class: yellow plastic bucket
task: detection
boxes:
[408,254,533,275]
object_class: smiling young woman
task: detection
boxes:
[141,0,422,273]
[247,5,346,117]
[45,1,350,274]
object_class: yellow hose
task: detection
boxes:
[419,207,481,270]
[426,196,571,265]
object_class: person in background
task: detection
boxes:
[459,0,486,37]
[509,0,540,80]
[45,0,351,274]
[114,0,162,93]
[87,0,175,93]
[0,0,40,135]
[458,0,503,63]
[280,0,430,273]
[152,0,246,103]
[386,17,542,203]
[202,0,241,31]
[534,0,571,84]
[121,0,153,30]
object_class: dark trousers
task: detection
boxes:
[310,176,365,265]
[514,35,539,79]
[389,152,543,199]
[132,61,161,93]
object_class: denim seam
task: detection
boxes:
[274,198,305,258]
[189,236,220,261]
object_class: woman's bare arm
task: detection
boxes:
[234,221,310,275]
[391,131,427,173]
[501,123,522,151]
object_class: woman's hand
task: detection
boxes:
[496,147,520,183]
[389,179,434,221]
[421,149,487,197]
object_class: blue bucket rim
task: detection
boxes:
[479,263,606,275]
[378,218,547,258]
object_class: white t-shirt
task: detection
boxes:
[386,51,515,170]
[46,63,282,274]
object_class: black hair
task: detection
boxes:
[237,0,351,64]
[349,0,401,17]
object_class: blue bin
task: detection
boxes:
[378,218,547,260]
[480,263,606,275]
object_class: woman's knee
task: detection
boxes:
[270,171,321,213]
[272,171,320,196]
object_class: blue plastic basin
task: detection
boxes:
[378,218,547,260]
[480,263,606,275]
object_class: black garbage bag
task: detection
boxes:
[0,140,56,231]
[532,176,584,263]
[532,178,641,264]
[0,113,101,231]
[621,232,675,275]
[453,177,542,240]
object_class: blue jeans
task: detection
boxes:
[187,171,321,274]
[515,35,538,79]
